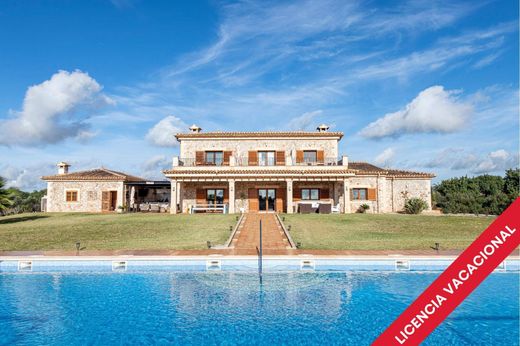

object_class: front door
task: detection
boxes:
[258,189,276,212]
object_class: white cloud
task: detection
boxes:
[146,115,187,147]
[140,155,171,180]
[360,86,473,138]
[0,70,113,146]
[374,148,395,167]
[473,149,518,174]
[1,164,51,191]
[424,148,518,174]
[287,110,323,130]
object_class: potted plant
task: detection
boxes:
[117,205,126,213]
[358,204,370,213]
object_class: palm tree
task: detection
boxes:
[0,177,13,212]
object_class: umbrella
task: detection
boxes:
[130,186,135,211]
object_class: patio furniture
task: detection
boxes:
[299,203,313,214]
[190,204,228,214]
[331,203,340,213]
[149,203,160,212]
[139,203,149,212]
[318,203,332,214]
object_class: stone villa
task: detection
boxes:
[42,125,434,214]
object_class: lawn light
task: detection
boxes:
[435,242,440,251]
[296,242,302,249]
[207,241,212,249]
[229,226,233,232]
[75,242,81,255]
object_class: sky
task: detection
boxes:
[0,0,518,191]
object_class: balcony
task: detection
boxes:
[174,156,345,167]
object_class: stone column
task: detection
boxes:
[170,179,177,214]
[286,179,293,214]
[228,179,235,214]
[343,178,350,214]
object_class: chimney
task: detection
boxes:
[189,124,202,133]
[57,162,70,175]
[316,124,329,132]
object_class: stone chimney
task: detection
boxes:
[316,124,329,132]
[189,124,202,133]
[57,162,70,175]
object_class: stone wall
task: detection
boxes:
[46,181,124,212]
[180,137,340,163]
[176,177,432,214]
[390,178,432,212]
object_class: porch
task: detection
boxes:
[169,179,352,214]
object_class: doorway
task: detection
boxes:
[258,189,276,212]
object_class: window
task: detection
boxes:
[303,150,317,163]
[205,151,223,165]
[66,190,78,202]
[207,189,224,205]
[301,188,320,200]
[258,151,275,166]
[352,188,367,200]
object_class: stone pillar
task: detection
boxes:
[228,179,235,213]
[343,179,350,214]
[286,179,293,214]
[170,179,177,214]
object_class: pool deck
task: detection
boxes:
[1,248,518,259]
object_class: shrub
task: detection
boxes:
[404,198,428,214]
[358,204,370,213]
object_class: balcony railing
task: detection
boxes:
[176,157,342,167]
[178,158,229,167]
[294,157,341,166]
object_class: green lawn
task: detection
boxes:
[0,213,236,251]
[283,213,495,250]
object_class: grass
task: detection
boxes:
[283,213,496,250]
[0,213,236,251]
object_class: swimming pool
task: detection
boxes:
[0,271,518,345]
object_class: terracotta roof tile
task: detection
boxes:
[349,162,435,178]
[42,168,145,182]
[175,131,344,139]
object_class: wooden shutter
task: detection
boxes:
[101,191,110,211]
[367,188,377,201]
[296,150,304,163]
[320,188,329,200]
[248,188,258,211]
[196,188,206,204]
[293,187,301,201]
[248,151,258,166]
[223,151,232,166]
[195,151,204,165]
[317,150,325,163]
[276,188,285,212]
[224,188,229,203]
[275,151,285,165]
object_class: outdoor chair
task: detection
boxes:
[299,203,313,214]
[318,203,332,214]
[139,203,149,212]
[149,204,160,212]
[331,203,340,213]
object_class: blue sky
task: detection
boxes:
[0,0,518,190]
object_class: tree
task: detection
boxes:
[0,177,13,212]
[433,169,519,215]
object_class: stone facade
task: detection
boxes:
[180,137,339,164]
[46,181,125,212]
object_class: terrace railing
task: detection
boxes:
[176,157,342,167]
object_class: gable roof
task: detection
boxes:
[349,162,435,178]
[42,168,145,182]
[175,131,344,140]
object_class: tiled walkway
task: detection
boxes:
[232,213,290,251]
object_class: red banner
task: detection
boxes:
[373,198,520,346]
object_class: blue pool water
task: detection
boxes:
[0,272,518,345]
